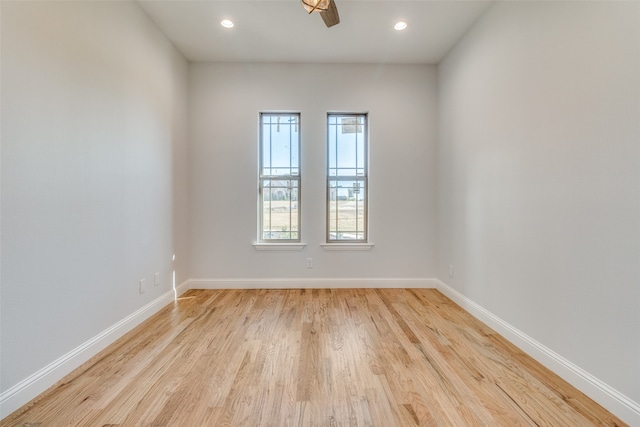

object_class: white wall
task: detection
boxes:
[0,0,188,409]
[438,0,640,420]
[188,63,437,281]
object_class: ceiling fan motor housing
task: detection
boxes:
[301,0,330,13]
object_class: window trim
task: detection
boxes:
[253,243,307,251]
[320,242,374,251]
[258,112,301,243]
[326,112,369,243]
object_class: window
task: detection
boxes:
[327,113,368,242]
[259,113,300,242]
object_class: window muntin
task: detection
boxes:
[259,113,300,242]
[327,114,368,242]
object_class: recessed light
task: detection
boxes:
[221,19,234,29]
[394,21,407,31]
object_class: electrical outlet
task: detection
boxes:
[306,258,313,268]
[154,272,160,287]
[139,278,146,294]
[449,265,454,278]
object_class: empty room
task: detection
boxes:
[1,0,638,425]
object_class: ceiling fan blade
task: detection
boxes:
[320,0,340,27]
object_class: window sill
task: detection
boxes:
[253,243,306,251]
[321,243,375,251]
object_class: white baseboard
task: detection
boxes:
[174,279,191,298]
[188,277,436,289]
[435,279,640,426]
[0,281,190,420]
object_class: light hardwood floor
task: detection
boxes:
[1,289,626,426]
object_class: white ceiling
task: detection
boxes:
[137,0,493,64]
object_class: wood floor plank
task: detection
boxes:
[1,289,626,427]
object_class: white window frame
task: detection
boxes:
[258,112,301,243]
[326,113,368,243]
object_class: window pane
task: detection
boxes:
[328,127,337,175]
[328,179,366,241]
[262,123,272,172]
[261,114,299,177]
[262,179,299,241]
[328,115,366,178]
[357,133,365,175]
